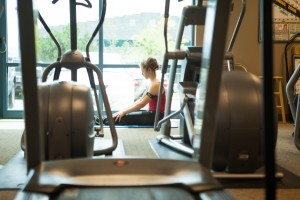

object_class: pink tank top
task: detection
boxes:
[148,91,166,113]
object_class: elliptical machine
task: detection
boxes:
[21,0,118,160]
[153,0,277,176]
[285,33,300,151]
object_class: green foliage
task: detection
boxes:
[119,19,163,64]
[36,25,97,63]
[36,18,189,65]
[120,19,178,64]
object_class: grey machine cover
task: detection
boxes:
[38,80,95,160]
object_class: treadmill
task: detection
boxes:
[13,0,276,199]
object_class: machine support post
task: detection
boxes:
[70,0,77,50]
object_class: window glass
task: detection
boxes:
[6,1,20,111]
[103,0,192,111]
[7,0,19,63]
[103,68,178,111]
[102,67,182,111]
[103,0,193,64]
[7,66,16,109]
[8,1,193,65]
[5,0,194,113]
[36,1,99,63]
[43,67,135,111]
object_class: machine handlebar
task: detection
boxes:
[52,0,92,8]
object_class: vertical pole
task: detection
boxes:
[260,0,277,199]
[70,0,77,50]
[0,0,5,117]
[17,0,44,172]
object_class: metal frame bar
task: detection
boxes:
[260,0,277,199]
[287,63,300,149]
[0,0,6,118]
[17,0,44,171]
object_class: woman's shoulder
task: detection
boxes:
[148,80,163,95]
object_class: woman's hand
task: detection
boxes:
[113,111,126,122]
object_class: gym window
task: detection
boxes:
[0,0,195,118]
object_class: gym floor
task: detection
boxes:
[0,120,300,199]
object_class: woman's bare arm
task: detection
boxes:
[113,93,151,122]
[113,81,161,122]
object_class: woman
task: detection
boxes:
[109,57,166,125]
